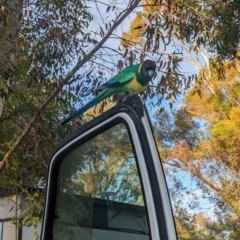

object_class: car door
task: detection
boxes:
[40,95,177,240]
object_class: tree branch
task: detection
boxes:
[0,0,141,171]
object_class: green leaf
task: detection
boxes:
[106,6,111,12]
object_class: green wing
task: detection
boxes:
[97,64,140,90]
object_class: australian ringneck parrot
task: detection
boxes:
[61,60,156,125]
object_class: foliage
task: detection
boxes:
[174,207,230,240]
[0,0,239,237]
[154,58,240,238]
[59,123,143,205]
[122,0,240,100]
[123,0,240,60]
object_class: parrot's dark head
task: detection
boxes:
[140,60,156,79]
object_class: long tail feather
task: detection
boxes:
[61,89,110,125]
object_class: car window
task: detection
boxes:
[53,123,150,240]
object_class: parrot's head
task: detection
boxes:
[140,60,156,79]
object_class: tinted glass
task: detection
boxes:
[53,123,150,240]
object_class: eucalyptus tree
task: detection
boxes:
[1,0,240,231]
[154,58,240,238]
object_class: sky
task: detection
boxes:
[63,0,223,227]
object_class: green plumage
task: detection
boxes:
[61,60,156,125]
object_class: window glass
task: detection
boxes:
[2,221,16,240]
[53,123,150,240]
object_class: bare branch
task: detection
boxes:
[0,0,141,171]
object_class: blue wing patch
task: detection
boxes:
[96,77,133,92]
[95,63,139,92]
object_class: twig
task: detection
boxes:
[0,0,141,171]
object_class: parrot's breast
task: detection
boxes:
[125,77,146,93]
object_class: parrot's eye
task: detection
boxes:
[148,69,154,77]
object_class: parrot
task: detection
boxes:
[61,59,156,125]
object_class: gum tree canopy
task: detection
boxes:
[0,0,240,231]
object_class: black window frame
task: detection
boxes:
[41,95,177,240]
